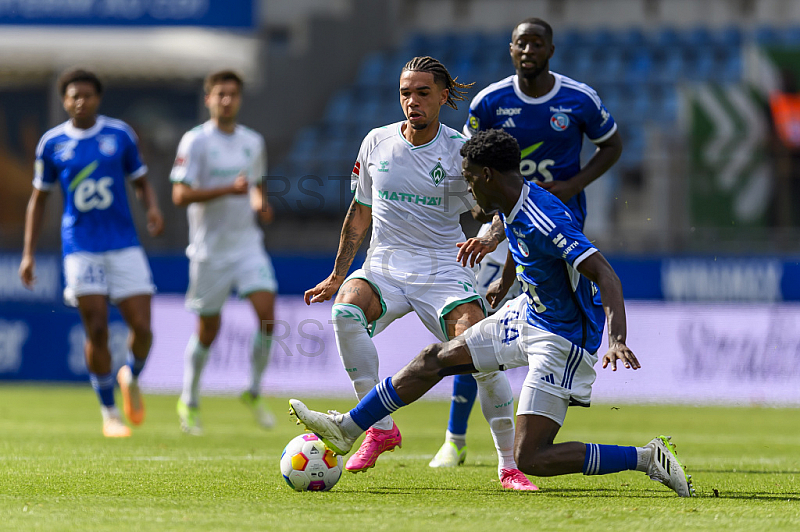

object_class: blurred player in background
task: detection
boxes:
[291,129,693,498]
[431,17,623,467]
[304,56,535,490]
[171,70,277,435]
[19,68,163,438]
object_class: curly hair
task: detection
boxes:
[57,68,103,97]
[402,56,473,110]
[460,129,521,172]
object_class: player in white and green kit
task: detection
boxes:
[171,70,278,435]
[305,56,536,489]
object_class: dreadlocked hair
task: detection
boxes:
[460,129,521,172]
[402,56,473,110]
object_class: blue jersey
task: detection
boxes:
[503,182,606,352]
[33,116,147,256]
[465,73,616,229]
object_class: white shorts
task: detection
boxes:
[63,246,155,307]
[347,248,485,341]
[463,295,598,409]
[186,250,277,315]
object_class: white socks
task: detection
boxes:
[474,371,517,473]
[446,430,467,450]
[635,446,652,472]
[181,334,210,408]
[332,303,393,431]
[248,331,272,396]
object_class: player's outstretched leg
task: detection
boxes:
[644,435,695,497]
[429,373,476,468]
[288,399,358,455]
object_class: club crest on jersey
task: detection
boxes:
[55,140,78,161]
[550,112,570,132]
[518,240,530,257]
[429,161,446,186]
[468,115,479,132]
[97,135,117,156]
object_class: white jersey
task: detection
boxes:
[351,122,475,263]
[170,121,266,262]
[474,222,519,313]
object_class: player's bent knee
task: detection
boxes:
[84,322,108,345]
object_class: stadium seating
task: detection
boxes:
[275,24,768,214]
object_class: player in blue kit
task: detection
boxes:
[19,68,164,438]
[289,130,693,497]
[431,17,624,467]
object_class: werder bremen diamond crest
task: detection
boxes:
[429,161,446,186]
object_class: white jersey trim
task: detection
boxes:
[469,75,514,110]
[572,248,598,270]
[35,123,67,157]
[524,198,556,233]
[590,123,618,144]
[512,73,562,105]
[560,76,603,109]
[128,165,148,181]
[505,183,528,224]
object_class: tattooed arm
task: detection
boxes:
[304,199,372,304]
[456,212,506,267]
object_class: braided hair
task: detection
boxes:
[402,56,473,110]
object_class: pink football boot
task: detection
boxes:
[345,421,402,472]
[499,468,539,491]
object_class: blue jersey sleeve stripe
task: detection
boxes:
[524,199,556,232]
[560,77,602,109]
[127,165,148,180]
[32,177,55,191]
[572,248,598,269]
[518,208,549,236]
[103,117,139,143]
[35,124,66,157]
[468,76,514,110]
[589,122,618,144]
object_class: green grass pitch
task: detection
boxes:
[0,385,799,531]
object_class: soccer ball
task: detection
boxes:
[280,433,343,491]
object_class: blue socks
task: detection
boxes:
[583,443,638,475]
[128,352,147,379]
[447,373,477,435]
[349,377,407,431]
[90,372,115,407]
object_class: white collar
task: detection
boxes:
[512,73,561,104]
[505,182,529,224]
[64,116,105,139]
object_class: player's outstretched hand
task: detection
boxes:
[456,236,498,267]
[304,274,345,305]
[537,180,579,204]
[19,255,36,289]
[231,174,249,195]
[485,278,510,309]
[601,341,640,372]
[147,206,165,237]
